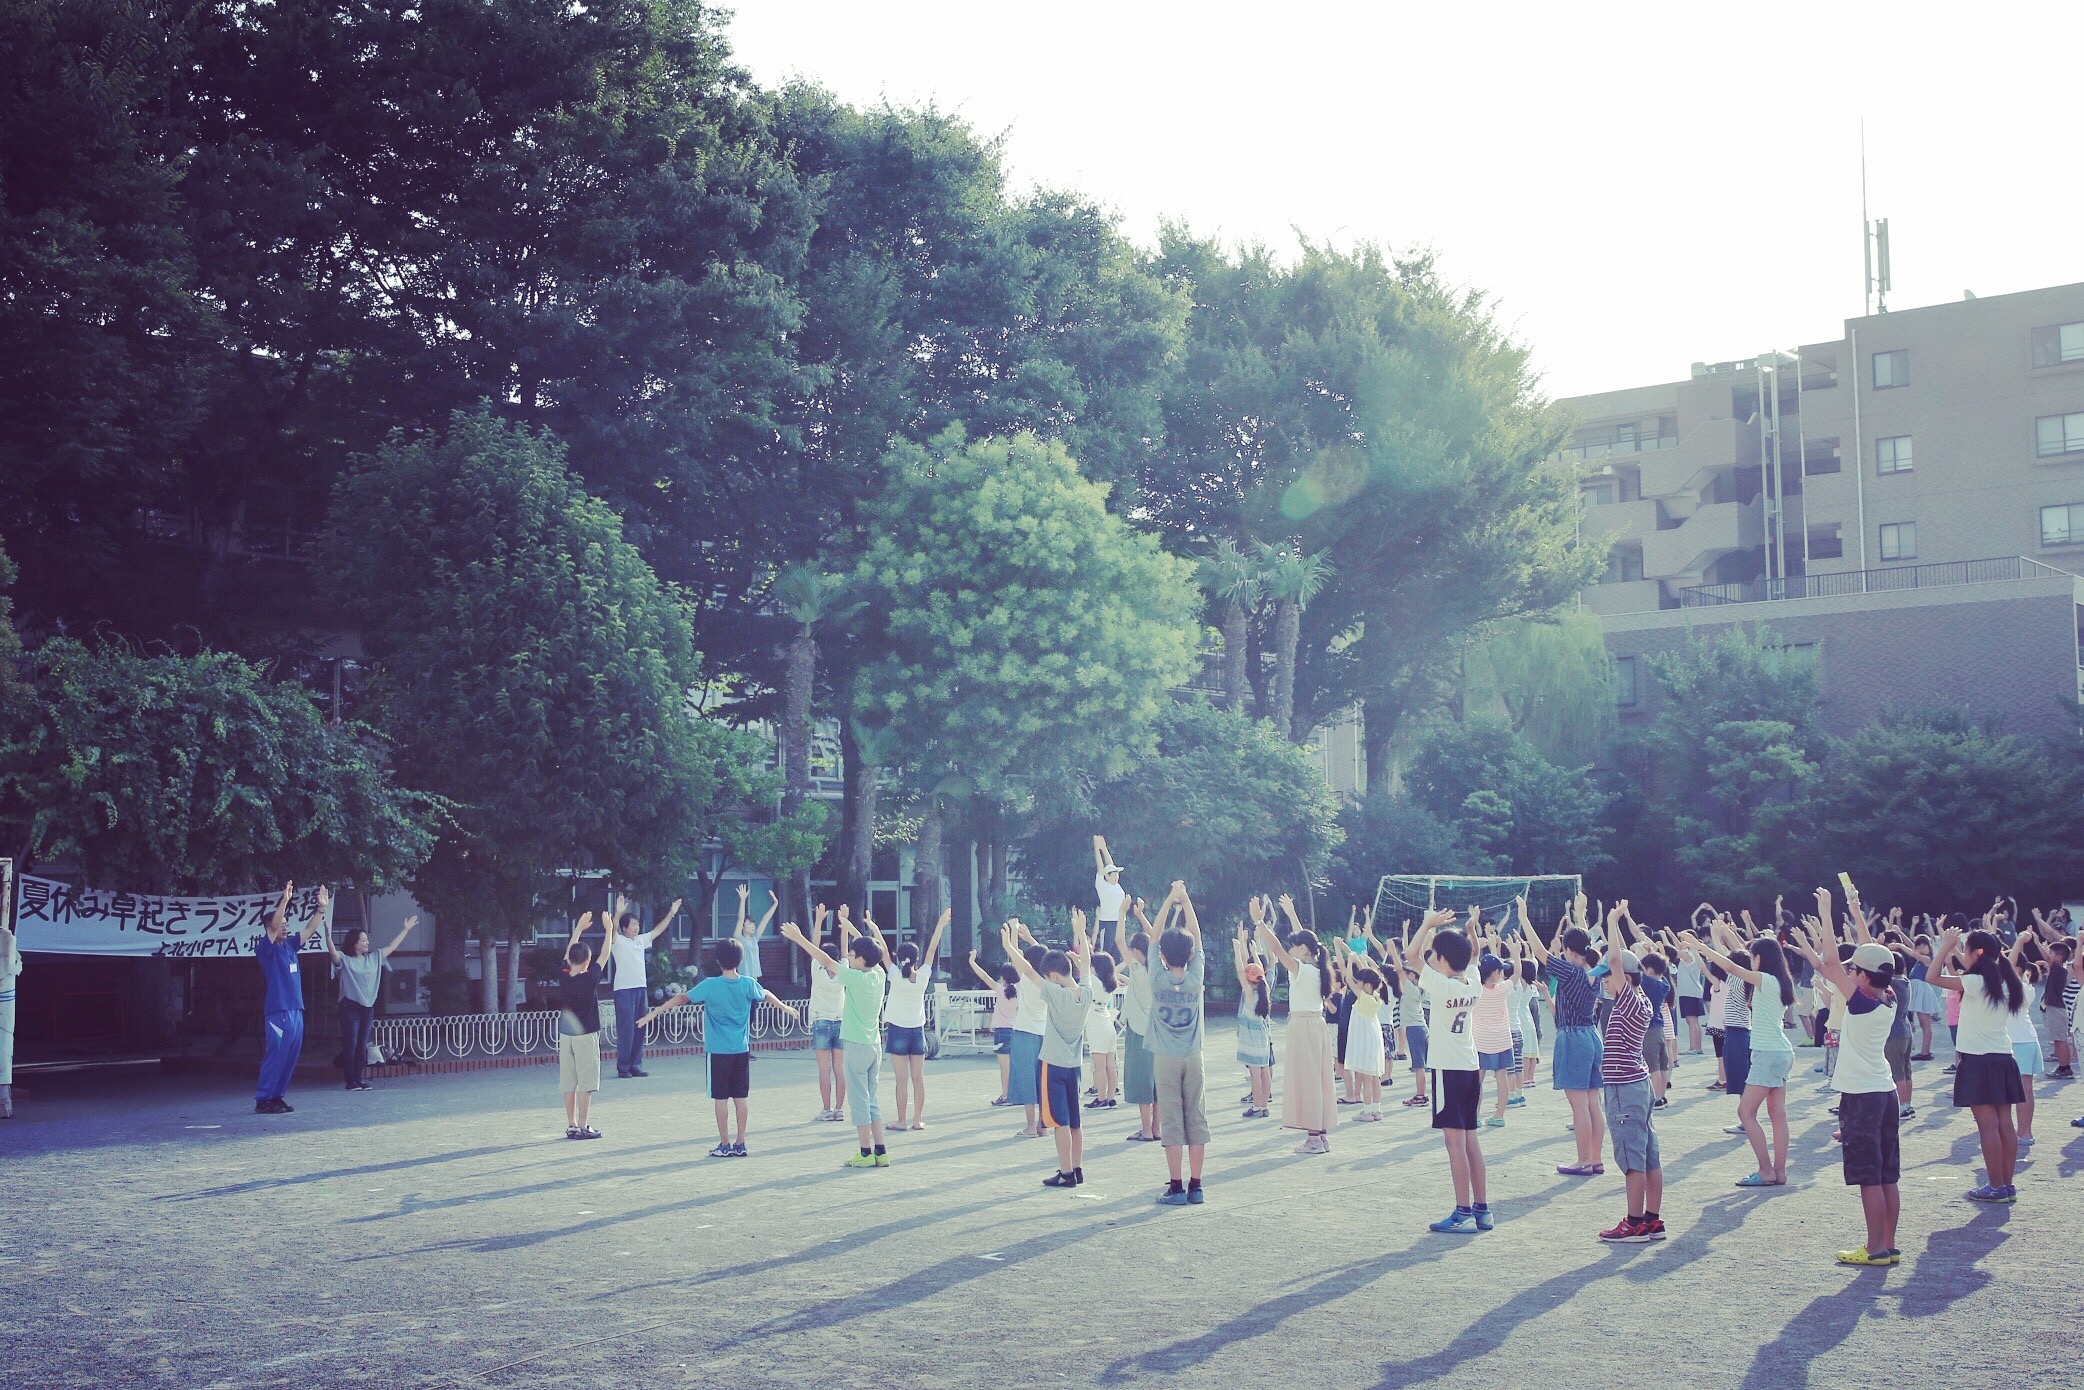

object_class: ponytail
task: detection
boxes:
[1963,929,2025,1011]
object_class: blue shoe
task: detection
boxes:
[1429,1208,1479,1234]
[1996,1184,2017,1203]
[1187,1186,1206,1205]
[1473,1204,1495,1231]
[1964,1183,2005,1203]
[1158,1188,1190,1206]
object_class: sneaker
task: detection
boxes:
[2053,1066,2074,1079]
[873,1151,890,1167]
[565,1125,581,1139]
[1994,1184,2017,1202]
[1043,1171,1078,1188]
[1652,1097,1668,1109]
[729,1143,748,1158]
[1483,1116,1505,1128]
[1429,1208,1479,1234]
[1309,1135,1331,1154]
[1941,1064,1957,1075]
[989,1096,1011,1107]
[1899,1106,1916,1120]
[1910,1052,1933,1061]
[573,1126,601,1140]
[1723,1123,1748,1136]
[1158,1187,1190,1206]
[1598,1215,1651,1243]
[628,1068,649,1078]
[1472,1205,1495,1231]
[1506,1095,1527,1108]
[1964,1183,2006,1202]
[1637,1217,1667,1241]
[843,1153,879,1169]
[1836,1245,1898,1266]
[709,1142,734,1158]
[355,1083,373,1092]
[2018,1136,2035,1150]
[1187,1185,1205,1205]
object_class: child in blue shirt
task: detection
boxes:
[642,938,800,1157]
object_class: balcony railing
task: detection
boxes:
[1676,556,2072,607]
[1551,434,1678,464]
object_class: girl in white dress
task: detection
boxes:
[1083,952,1121,1108]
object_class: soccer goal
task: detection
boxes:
[1370,874,1583,940]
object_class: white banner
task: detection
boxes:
[12,874,329,958]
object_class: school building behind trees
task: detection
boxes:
[1559,280,2084,741]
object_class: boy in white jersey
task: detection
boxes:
[1412,907,1488,1233]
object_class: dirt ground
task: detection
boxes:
[4,1022,2079,1389]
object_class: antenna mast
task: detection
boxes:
[1862,122,1890,315]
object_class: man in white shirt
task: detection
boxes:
[607,894,681,1078]
[1093,835,1127,932]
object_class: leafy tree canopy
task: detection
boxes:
[1403,719,1613,877]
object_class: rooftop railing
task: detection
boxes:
[1675,555,2073,607]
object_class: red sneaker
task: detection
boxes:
[1598,1215,1642,1243]
[1635,1217,1667,1242]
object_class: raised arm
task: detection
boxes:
[780,919,839,975]
[921,907,951,973]
[1926,926,1966,992]
[1002,923,1046,988]
[1276,893,1305,937]
[1093,834,1111,875]
[1255,918,1301,973]
[646,897,683,945]
[967,950,997,990]
[268,881,295,935]
[1680,929,1759,984]
[1605,902,1627,970]
[1176,883,1202,950]
[379,915,418,959]
[302,887,331,948]
[1519,898,1551,966]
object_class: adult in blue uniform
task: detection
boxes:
[255,882,327,1114]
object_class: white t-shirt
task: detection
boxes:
[1832,988,1896,1095]
[1288,962,1324,1014]
[1013,977,1048,1034]
[809,964,844,1023]
[1751,973,1793,1055]
[1418,965,1481,1072]
[1508,980,1535,1039]
[1095,872,1127,923]
[2004,999,2037,1047]
[1673,960,1706,999]
[1954,979,2019,1056]
[886,970,931,1028]
[1122,961,1153,1035]
[608,933,648,992]
[740,936,762,981]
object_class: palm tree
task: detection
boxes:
[1197,538,1262,713]
[1257,543,1332,740]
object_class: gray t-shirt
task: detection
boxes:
[1146,948,1205,1057]
[337,953,384,1007]
[1038,977,1092,1067]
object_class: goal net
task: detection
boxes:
[1370,874,1583,941]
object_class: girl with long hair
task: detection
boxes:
[1928,919,2027,1202]
[1259,894,1337,1154]
[1685,915,1794,1185]
[1118,901,1162,1141]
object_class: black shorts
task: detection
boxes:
[1838,1090,1900,1187]
[1679,996,1706,1019]
[708,1051,751,1100]
[1430,1069,1482,1131]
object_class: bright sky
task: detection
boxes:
[726,1,2082,400]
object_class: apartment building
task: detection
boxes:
[1561,281,2084,740]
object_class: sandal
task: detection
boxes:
[1734,1173,1784,1188]
[1402,1094,1430,1108]
[1556,1163,1599,1176]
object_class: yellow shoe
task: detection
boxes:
[1835,1246,1898,1267]
[874,1151,891,1167]
[843,1152,878,1169]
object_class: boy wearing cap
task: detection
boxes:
[1791,889,1903,1266]
[1595,903,1665,1243]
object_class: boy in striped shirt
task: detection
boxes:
[1594,903,1665,1243]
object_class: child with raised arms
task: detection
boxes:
[1234,916,1274,1118]
[1409,907,1487,1232]
[639,936,801,1157]
[1594,903,1665,1243]
[1257,894,1338,1154]
[1146,881,1210,1204]
[1003,915,1095,1187]
[780,916,890,1169]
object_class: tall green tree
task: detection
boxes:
[1402,719,1613,877]
[1321,791,1486,920]
[1803,709,2084,913]
[1196,538,1262,713]
[1461,608,1617,763]
[851,428,1200,945]
[0,639,435,895]
[1142,234,1599,780]
[1014,701,1342,926]
[316,411,740,999]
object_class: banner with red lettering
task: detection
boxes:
[12,874,328,957]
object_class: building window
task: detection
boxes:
[2037,411,2084,459]
[1807,524,1844,560]
[1602,546,1644,583]
[1581,480,1615,507]
[1872,349,1909,389]
[1875,435,1913,475]
[1879,522,1916,561]
[2031,323,2084,368]
[2043,502,2084,548]
[1611,656,1639,708]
